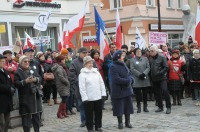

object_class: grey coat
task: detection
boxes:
[130,56,151,88]
[51,63,70,97]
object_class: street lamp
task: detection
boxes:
[157,0,161,32]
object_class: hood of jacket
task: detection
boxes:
[51,63,60,72]
[80,67,98,73]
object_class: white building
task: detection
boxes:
[0,0,90,50]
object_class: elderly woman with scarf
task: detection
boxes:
[51,55,70,119]
[14,55,42,132]
[109,50,134,130]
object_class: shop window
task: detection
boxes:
[146,0,155,7]
[168,33,183,48]
[177,0,183,9]
[110,0,122,9]
[167,0,173,8]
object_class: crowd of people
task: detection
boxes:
[0,39,200,132]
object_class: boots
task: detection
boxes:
[54,99,59,104]
[125,114,132,128]
[117,116,123,129]
[143,104,149,112]
[48,99,52,106]
[177,92,182,106]
[172,93,176,105]
[57,103,64,119]
[62,103,68,118]
[137,103,141,113]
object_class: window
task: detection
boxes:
[177,0,183,9]
[15,27,35,45]
[167,0,173,8]
[168,33,183,48]
[146,0,155,6]
[110,0,122,9]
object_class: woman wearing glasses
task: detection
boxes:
[14,55,42,132]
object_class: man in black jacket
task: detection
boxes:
[149,45,171,114]
[0,54,15,132]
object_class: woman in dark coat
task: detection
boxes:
[109,50,134,130]
[130,48,151,113]
[14,55,42,132]
[0,54,15,132]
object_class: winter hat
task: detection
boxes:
[3,50,12,55]
[78,47,87,53]
[36,51,43,58]
[112,50,123,61]
[61,48,68,55]
[23,48,34,54]
[193,49,200,54]
[19,55,29,65]
[121,45,128,50]
[133,48,140,55]
[172,50,180,54]
[83,56,94,66]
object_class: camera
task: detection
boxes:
[100,3,104,9]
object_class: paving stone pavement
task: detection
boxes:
[8,98,200,132]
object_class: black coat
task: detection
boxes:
[189,58,200,81]
[0,69,14,113]
[14,67,42,115]
[149,53,169,82]
[109,61,133,99]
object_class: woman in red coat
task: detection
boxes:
[168,50,185,106]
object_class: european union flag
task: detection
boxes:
[94,6,106,45]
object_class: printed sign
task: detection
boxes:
[0,46,13,54]
[32,36,51,46]
[149,32,168,45]
[83,36,98,46]
[0,25,6,33]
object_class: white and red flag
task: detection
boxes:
[23,32,35,50]
[195,2,200,47]
[62,0,88,48]
[115,9,122,50]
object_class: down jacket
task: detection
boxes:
[51,63,70,97]
[79,68,106,102]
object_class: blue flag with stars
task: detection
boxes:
[94,6,106,45]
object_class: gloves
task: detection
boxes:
[10,87,16,96]
[83,100,88,105]
[139,73,146,80]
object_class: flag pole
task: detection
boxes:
[104,29,112,43]
[0,33,2,47]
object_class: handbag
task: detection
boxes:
[44,72,54,81]
[170,61,185,85]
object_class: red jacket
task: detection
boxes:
[4,60,18,82]
[168,59,184,80]
[94,58,105,81]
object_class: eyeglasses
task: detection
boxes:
[150,50,155,52]
[23,60,30,63]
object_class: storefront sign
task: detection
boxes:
[83,36,98,46]
[149,24,184,31]
[0,46,13,54]
[0,25,6,33]
[13,0,61,9]
[149,32,168,45]
[32,36,50,46]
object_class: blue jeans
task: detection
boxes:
[77,98,86,123]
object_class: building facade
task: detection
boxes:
[0,0,90,51]
[80,0,191,49]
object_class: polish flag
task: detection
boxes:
[63,0,88,47]
[63,30,75,48]
[115,9,122,50]
[195,3,200,47]
[99,29,109,60]
[23,32,35,50]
